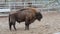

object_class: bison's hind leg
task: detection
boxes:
[9,16,16,31]
[13,22,16,30]
[9,22,12,30]
[9,22,16,31]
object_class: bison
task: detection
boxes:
[9,7,43,30]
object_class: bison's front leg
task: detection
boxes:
[25,17,30,30]
[25,19,31,30]
[25,23,30,30]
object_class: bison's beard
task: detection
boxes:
[37,17,42,21]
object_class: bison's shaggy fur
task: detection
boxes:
[9,7,43,30]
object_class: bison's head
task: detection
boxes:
[36,12,43,21]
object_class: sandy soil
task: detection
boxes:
[0,11,60,34]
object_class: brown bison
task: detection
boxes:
[9,7,43,30]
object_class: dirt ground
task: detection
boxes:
[0,11,60,34]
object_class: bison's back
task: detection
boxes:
[16,9,36,19]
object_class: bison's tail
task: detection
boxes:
[9,15,11,30]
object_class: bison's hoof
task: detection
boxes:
[25,28,29,30]
[15,29,17,31]
[25,29,29,30]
